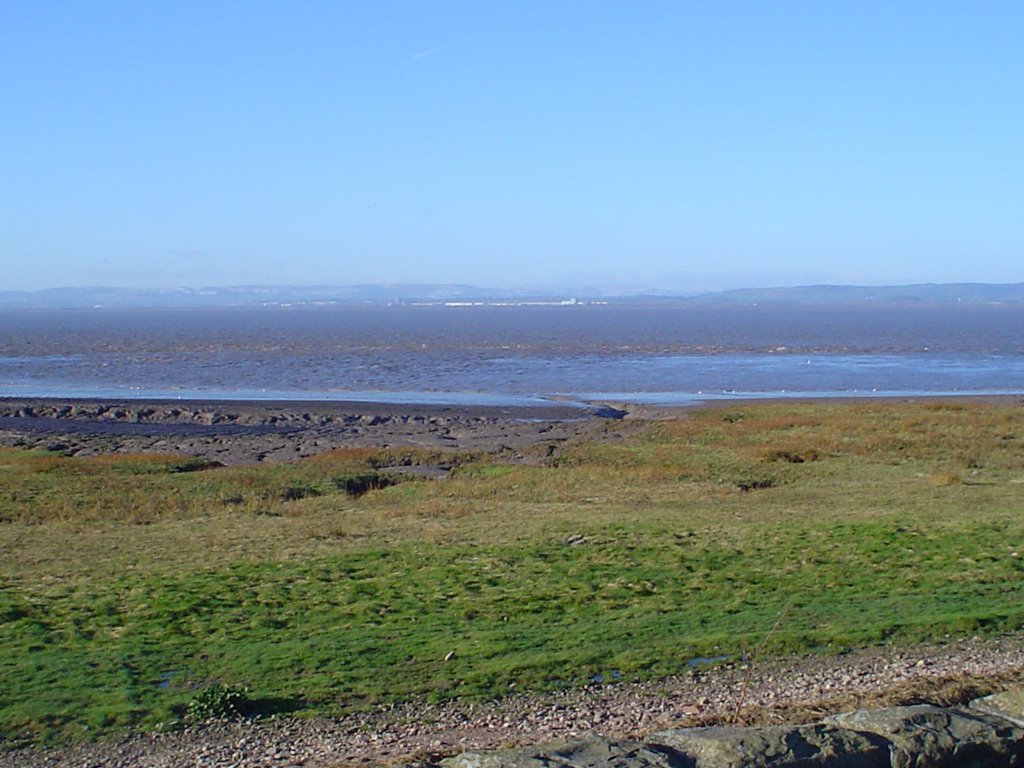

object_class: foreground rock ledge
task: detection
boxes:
[437,690,1024,768]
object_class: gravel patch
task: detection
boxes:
[7,634,1024,768]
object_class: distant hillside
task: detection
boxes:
[690,283,1024,306]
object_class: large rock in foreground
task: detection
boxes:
[650,723,888,767]
[442,738,678,768]
[970,688,1024,728]
[825,704,1024,768]
[438,690,1024,768]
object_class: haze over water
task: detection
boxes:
[2,305,1023,406]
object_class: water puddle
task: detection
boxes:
[686,655,729,668]
[157,670,183,688]
[589,670,623,684]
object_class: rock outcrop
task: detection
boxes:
[438,690,1024,768]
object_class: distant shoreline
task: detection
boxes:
[3,280,1024,310]
[2,389,1023,412]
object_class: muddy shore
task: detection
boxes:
[0,397,630,464]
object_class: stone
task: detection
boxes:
[825,704,1024,768]
[441,738,678,768]
[969,687,1024,728]
[649,723,889,767]
[437,698,1024,768]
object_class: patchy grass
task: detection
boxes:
[2,401,1024,745]
[0,447,457,524]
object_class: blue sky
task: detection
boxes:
[2,1,1022,292]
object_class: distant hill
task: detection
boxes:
[689,283,1024,306]
[1,282,1023,309]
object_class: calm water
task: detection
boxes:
[2,305,1023,405]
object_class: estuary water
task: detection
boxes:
[2,304,1023,406]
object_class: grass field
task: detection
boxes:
[2,400,1024,745]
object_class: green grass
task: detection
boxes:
[2,400,1024,745]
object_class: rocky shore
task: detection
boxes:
[0,397,629,464]
[7,635,1024,767]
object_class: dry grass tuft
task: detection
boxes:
[929,472,961,487]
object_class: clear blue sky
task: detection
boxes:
[2,1,1022,292]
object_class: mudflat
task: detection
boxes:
[0,397,628,464]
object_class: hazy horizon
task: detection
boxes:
[6,279,1024,315]
[7,277,1024,294]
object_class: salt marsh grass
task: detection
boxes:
[2,400,1024,745]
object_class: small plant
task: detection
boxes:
[169,458,225,473]
[334,472,394,497]
[186,684,251,721]
[737,477,775,492]
[762,448,819,464]
[281,485,322,501]
[731,605,790,724]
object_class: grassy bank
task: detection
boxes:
[2,400,1024,745]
